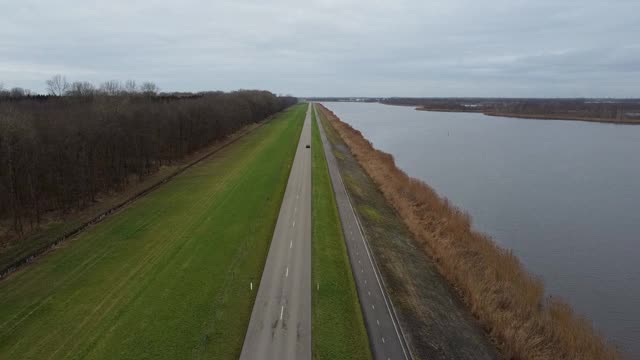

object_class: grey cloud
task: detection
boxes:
[0,0,638,97]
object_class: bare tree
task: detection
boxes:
[67,81,96,96]
[10,87,26,97]
[46,75,69,96]
[140,82,159,96]
[0,87,296,240]
[124,80,138,94]
[99,80,122,96]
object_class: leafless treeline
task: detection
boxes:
[0,77,296,234]
[0,75,160,98]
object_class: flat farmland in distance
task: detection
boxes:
[0,104,306,360]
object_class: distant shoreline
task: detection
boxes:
[415,107,640,125]
[318,103,620,360]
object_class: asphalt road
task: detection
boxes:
[239,104,312,360]
[314,104,412,360]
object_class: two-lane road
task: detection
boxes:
[241,103,411,360]
[239,104,312,360]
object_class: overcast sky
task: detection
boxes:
[1,0,638,97]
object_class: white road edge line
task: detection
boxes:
[321,109,411,360]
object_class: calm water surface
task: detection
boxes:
[323,102,640,358]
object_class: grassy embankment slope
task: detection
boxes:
[317,105,498,360]
[318,104,618,360]
[311,107,371,360]
[0,104,306,359]
[0,120,264,276]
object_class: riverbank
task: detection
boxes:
[483,112,640,124]
[316,106,499,359]
[415,106,640,125]
[317,104,618,360]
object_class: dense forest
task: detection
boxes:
[0,77,296,236]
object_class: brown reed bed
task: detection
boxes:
[317,104,618,360]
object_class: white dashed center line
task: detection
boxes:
[280,306,284,320]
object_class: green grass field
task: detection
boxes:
[0,104,306,360]
[311,107,371,360]
[0,122,261,274]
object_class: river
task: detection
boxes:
[322,101,640,358]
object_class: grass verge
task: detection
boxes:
[311,106,371,360]
[317,104,618,360]
[0,104,306,360]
